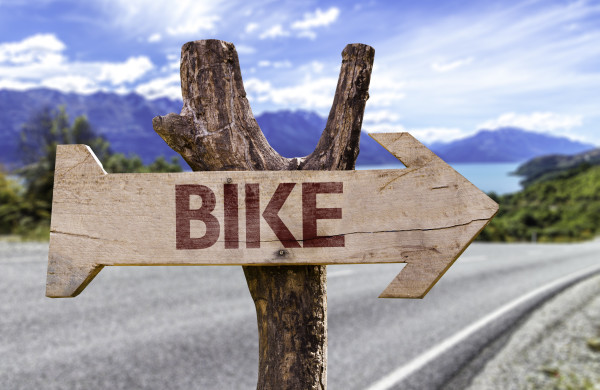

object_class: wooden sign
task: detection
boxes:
[46,132,497,299]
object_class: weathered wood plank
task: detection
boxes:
[45,39,497,390]
[47,132,497,298]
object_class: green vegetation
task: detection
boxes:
[480,164,600,242]
[104,153,182,174]
[0,167,45,239]
[532,365,598,390]
[514,147,600,187]
[0,106,182,240]
[4,105,598,243]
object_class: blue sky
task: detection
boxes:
[0,0,599,144]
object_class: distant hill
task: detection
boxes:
[513,147,600,187]
[0,88,182,168]
[479,164,600,242]
[0,89,399,168]
[430,127,594,163]
[480,145,600,242]
[255,110,399,166]
[0,89,595,168]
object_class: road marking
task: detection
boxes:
[328,269,355,278]
[365,262,600,390]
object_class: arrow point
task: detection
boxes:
[378,215,496,298]
[46,252,103,298]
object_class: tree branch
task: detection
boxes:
[153,40,293,171]
[301,44,375,171]
[153,39,374,390]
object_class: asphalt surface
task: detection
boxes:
[1,240,599,389]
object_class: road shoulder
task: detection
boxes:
[461,273,600,389]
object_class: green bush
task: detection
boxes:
[480,165,600,242]
[1,106,183,240]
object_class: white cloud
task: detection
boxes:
[363,123,406,133]
[96,0,222,37]
[290,7,340,39]
[236,45,256,54]
[310,61,324,73]
[367,68,406,107]
[245,23,259,34]
[296,30,317,40]
[478,112,583,133]
[364,123,467,144]
[363,1,600,144]
[135,73,181,100]
[259,24,290,39]
[291,7,340,30]
[274,61,292,69]
[161,54,180,72]
[244,78,272,95]
[0,33,66,65]
[258,60,292,68]
[166,17,220,36]
[247,7,340,41]
[246,54,406,120]
[244,57,343,112]
[362,123,406,134]
[431,57,473,73]
[148,33,162,43]
[42,75,98,94]
[99,56,154,85]
[0,78,38,91]
[367,90,406,107]
[409,127,467,143]
[294,61,326,75]
[0,34,155,95]
[245,76,337,109]
[363,110,401,124]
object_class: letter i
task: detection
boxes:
[224,183,239,249]
[246,184,260,248]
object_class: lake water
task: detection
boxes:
[356,162,523,195]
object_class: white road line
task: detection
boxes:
[328,269,356,278]
[365,262,600,390]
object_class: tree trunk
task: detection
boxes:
[153,39,374,390]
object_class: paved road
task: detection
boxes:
[1,240,599,389]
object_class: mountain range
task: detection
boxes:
[0,88,594,168]
[0,88,181,168]
[430,128,594,163]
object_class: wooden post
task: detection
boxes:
[153,39,374,389]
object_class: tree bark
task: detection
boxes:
[153,39,374,390]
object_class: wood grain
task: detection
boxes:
[46,39,496,390]
[47,133,497,298]
[150,40,377,390]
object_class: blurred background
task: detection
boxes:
[1,1,600,389]
[0,0,599,242]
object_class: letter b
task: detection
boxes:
[176,185,220,249]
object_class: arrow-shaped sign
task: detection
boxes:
[46,132,497,299]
